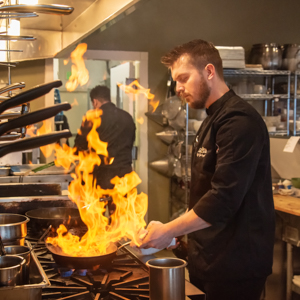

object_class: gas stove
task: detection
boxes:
[27,237,150,300]
[24,234,205,300]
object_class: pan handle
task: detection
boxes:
[0,102,71,136]
[0,130,72,158]
[0,80,62,115]
[117,241,131,251]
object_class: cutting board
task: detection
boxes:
[273,194,300,216]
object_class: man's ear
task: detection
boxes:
[205,64,215,80]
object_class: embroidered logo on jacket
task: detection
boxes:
[197,147,207,157]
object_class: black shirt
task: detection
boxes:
[74,102,136,189]
[188,90,275,281]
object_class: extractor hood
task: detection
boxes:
[3,0,144,62]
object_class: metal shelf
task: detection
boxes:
[239,94,288,100]
[224,69,291,76]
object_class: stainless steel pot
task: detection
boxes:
[146,257,187,300]
[0,214,29,246]
[282,44,300,72]
[4,245,30,283]
[0,255,25,286]
[249,43,282,70]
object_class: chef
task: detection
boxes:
[74,85,136,190]
[138,39,275,300]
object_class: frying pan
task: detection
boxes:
[45,241,130,269]
[0,130,72,158]
[25,207,84,232]
[0,102,72,137]
[0,80,62,115]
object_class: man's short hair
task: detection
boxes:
[161,39,224,80]
[90,85,111,103]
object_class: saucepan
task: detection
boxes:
[45,241,131,269]
[0,235,26,286]
[0,214,29,246]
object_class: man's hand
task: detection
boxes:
[139,221,174,249]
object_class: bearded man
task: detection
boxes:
[138,39,275,300]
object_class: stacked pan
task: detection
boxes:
[0,79,72,158]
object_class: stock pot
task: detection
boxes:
[0,214,29,246]
[0,255,25,286]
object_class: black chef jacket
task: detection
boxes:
[74,102,136,189]
[188,89,275,281]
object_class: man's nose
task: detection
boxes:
[176,84,184,94]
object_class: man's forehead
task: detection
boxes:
[171,55,194,78]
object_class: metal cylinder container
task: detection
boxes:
[146,257,187,300]
[0,255,26,286]
[4,245,31,283]
[0,214,29,245]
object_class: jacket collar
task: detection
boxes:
[206,89,235,116]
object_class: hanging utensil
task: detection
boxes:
[0,102,71,137]
[0,80,62,115]
[0,130,72,158]
[0,4,74,15]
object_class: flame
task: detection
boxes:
[26,121,54,158]
[137,117,144,124]
[117,80,159,112]
[64,59,69,65]
[72,99,79,107]
[37,121,54,158]
[46,108,148,256]
[65,43,89,92]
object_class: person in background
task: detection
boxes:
[74,85,136,190]
[137,39,275,300]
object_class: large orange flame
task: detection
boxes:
[117,80,159,113]
[46,108,148,256]
[65,43,89,92]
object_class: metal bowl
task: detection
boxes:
[0,214,29,245]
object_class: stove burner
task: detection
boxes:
[76,269,88,276]
[57,267,74,277]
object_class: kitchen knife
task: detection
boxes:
[0,102,72,137]
[0,80,62,115]
[0,130,72,158]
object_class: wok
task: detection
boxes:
[25,207,84,232]
[45,241,130,269]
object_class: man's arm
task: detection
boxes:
[138,209,211,249]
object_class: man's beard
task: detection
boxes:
[191,79,211,109]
